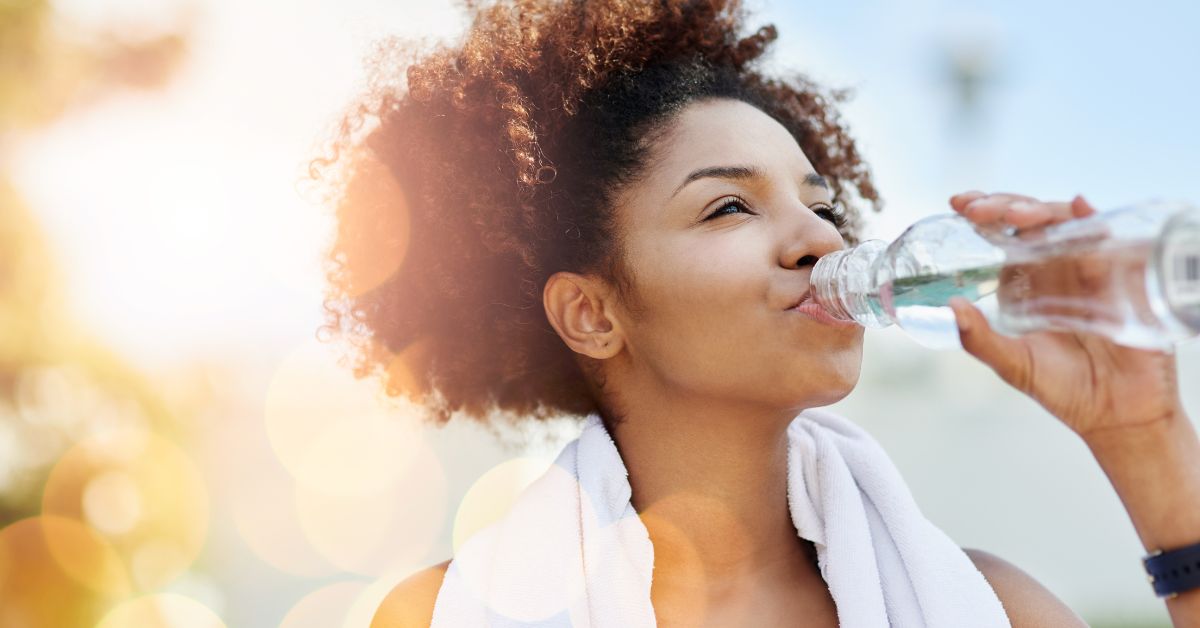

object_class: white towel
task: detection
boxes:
[430,407,1011,627]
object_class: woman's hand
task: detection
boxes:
[945,191,1186,443]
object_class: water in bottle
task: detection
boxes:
[810,200,1200,350]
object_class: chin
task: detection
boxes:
[815,381,857,407]
[763,340,863,408]
[811,355,863,405]
[773,366,860,410]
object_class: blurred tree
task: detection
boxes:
[0,0,192,521]
[1,0,189,131]
[0,3,207,624]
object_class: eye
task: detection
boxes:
[811,203,848,229]
[703,196,753,221]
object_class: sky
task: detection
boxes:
[767,0,1200,235]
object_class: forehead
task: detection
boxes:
[645,98,816,185]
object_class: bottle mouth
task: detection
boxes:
[810,250,855,321]
[809,239,893,329]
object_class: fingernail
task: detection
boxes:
[1011,201,1033,212]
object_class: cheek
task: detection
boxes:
[617,266,761,394]
[627,237,766,349]
[622,232,863,402]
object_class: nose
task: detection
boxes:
[778,205,847,270]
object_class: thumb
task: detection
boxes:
[948,297,1033,393]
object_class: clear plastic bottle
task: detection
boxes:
[810,200,1200,351]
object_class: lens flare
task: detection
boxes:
[96,593,226,628]
[229,453,339,578]
[82,470,143,535]
[131,538,191,592]
[635,491,732,603]
[219,392,338,579]
[340,571,420,628]
[450,459,587,623]
[452,456,553,552]
[0,516,129,626]
[383,336,434,399]
[42,430,209,591]
[336,155,413,299]
[279,581,368,628]
[264,340,425,497]
[295,432,447,576]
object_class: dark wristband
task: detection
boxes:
[1143,540,1200,598]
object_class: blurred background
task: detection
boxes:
[1,0,1198,625]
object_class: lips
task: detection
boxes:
[786,290,812,311]
[787,289,859,328]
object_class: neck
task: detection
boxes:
[606,385,818,600]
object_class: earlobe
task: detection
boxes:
[542,272,622,359]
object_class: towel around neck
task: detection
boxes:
[429,407,1010,627]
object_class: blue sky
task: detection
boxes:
[764,0,1200,239]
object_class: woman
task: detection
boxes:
[312,1,1200,625]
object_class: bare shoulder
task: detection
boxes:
[370,559,452,628]
[963,547,1089,628]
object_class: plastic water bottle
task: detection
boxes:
[810,200,1200,350]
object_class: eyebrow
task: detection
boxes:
[671,165,829,198]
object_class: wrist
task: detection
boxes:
[1083,406,1200,554]
[1081,403,1193,459]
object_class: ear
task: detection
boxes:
[542,271,624,360]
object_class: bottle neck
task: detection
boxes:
[811,240,892,328]
[811,249,857,321]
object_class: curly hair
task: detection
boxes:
[310,0,881,429]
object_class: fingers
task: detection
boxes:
[949,191,1092,233]
[1003,201,1076,229]
[949,190,987,212]
[950,191,1038,223]
[963,193,1038,229]
[949,297,1033,394]
[1071,194,1098,218]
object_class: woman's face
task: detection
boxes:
[611,97,864,411]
